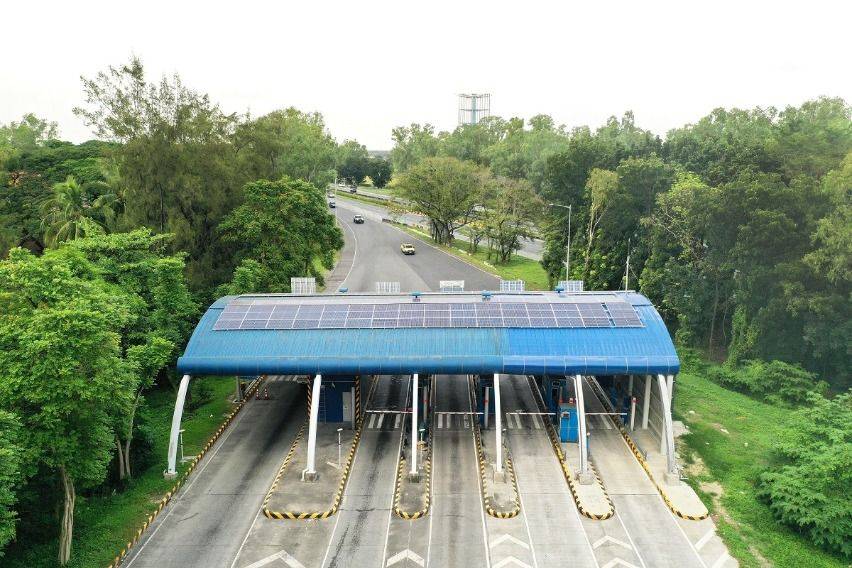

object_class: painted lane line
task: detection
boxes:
[532,415,542,429]
[336,209,359,291]
[695,528,715,551]
[493,557,532,568]
[614,512,648,568]
[380,377,413,568]
[438,413,444,429]
[243,549,306,568]
[468,379,492,568]
[600,560,639,568]
[425,377,437,568]
[710,553,730,568]
[490,534,530,550]
[386,549,425,567]
[369,413,378,428]
[394,414,402,429]
[593,535,632,550]
[377,413,385,428]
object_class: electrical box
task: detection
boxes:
[559,402,579,443]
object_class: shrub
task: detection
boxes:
[186,380,214,412]
[758,391,852,558]
[708,359,826,406]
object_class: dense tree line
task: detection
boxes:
[0,57,352,564]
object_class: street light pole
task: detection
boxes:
[549,203,572,279]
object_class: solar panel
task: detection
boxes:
[213,299,644,331]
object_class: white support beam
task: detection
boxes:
[574,374,589,478]
[642,374,651,429]
[166,374,191,477]
[304,374,322,479]
[410,374,419,475]
[494,374,503,473]
[656,374,678,475]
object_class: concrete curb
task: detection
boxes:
[107,376,267,567]
[393,453,432,520]
[587,381,710,522]
[263,377,374,520]
[470,376,521,519]
[527,376,616,521]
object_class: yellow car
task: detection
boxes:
[400,243,416,255]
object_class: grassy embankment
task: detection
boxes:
[674,366,845,568]
[5,379,238,568]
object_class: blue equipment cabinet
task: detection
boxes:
[559,402,579,442]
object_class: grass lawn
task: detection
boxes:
[673,368,845,568]
[5,378,239,568]
[398,224,550,290]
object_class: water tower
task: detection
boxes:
[458,93,491,126]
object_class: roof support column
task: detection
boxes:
[410,373,418,476]
[656,373,678,477]
[642,374,651,429]
[574,374,590,482]
[494,373,503,474]
[303,374,322,481]
[165,374,191,479]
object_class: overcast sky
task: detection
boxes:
[3,1,850,149]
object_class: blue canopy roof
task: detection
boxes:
[176,291,680,377]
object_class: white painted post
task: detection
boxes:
[422,380,428,426]
[410,374,418,475]
[574,374,589,478]
[494,373,503,474]
[628,375,634,398]
[642,374,651,429]
[666,374,674,406]
[305,374,322,479]
[657,374,678,475]
[483,387,490,429]
[166,374,191,477]
[630,396,637,431]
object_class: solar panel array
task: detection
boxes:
[213,300,643,331]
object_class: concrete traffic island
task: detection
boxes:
[472,418,521,518]
[632,429,710,520]
[394,435,432,519]
[262,422,360,519]
[562,443,616,519]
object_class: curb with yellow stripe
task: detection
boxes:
[107,375,267,567]
[470,376,521,519]
[262,376,375,520]
[526,376,616,521]
[587,381,710,522]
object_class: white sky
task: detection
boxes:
[2,0,850,150]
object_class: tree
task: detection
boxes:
[218,178,343,292]
[390,123,439,173]
[758,391,852,557]
[439,116,507,166]
[0,411,22,556]
[336,140,370,186]
[74,56,243,291]
[237,108,337,187]
[482,177,542,262]
[40,176,110,246]
[0,247,136,565]
[394,157,484,244]
[367,157,392,188]
[0,114,58,167]
[582,169,619,281]
[69,229,197,478]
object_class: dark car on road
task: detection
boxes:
[353,214,365,224]
[328,200,336,208]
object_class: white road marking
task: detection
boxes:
[469,380,492,568]
[381,378,412,568]
[426,378,437,568]
[369,413,378,428]
[130,387,263,567]
[377,413,385,428]
[492,557,532,568]
[336,210,359,290]
[593,535,632,550]
[490,534,531,550]
[243,549,306,568]
[386,549,425,567]
[600,560,639,568]
[695,528,715,551]
[394,414,401,429]
[438,413,444,429]
[602,416,612,430]
[532,415,542,429]
[514,414,523,429]
[710,553,730,568]
[614,512,648,568]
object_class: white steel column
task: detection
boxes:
[304,374,322,479]
[494,373,503,474]
[410,374,419,475]
[657,374,678,475]
[642,374,651,429]
[574,374,589,477]
[166,374,192,477]
[484,386,490,429]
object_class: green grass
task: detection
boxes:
[4,378,239,568]
[398,224,550,290]
[674,368,845,568]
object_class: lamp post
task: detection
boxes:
[549,203,572,279]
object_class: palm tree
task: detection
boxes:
[41,176,106,246]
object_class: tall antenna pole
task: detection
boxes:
[566,204,572,279]
[624,237,631,291]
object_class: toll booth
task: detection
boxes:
[476,374,495,428]
[315,376,359,425]
[559,400,579,442]
[540,375,570,426]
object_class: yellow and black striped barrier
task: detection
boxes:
[393,451,432,520]
[107,375,268,567]
[263,376,375,520]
